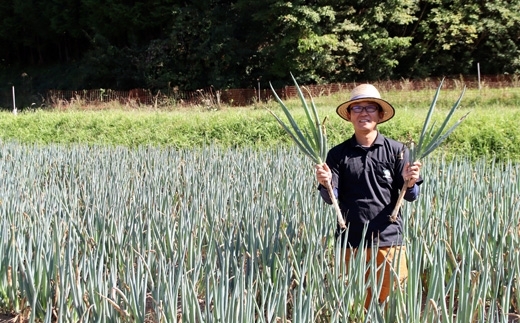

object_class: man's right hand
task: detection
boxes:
[315,163,332,186]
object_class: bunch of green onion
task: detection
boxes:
[267,73,346,229]
[389,79,470,222]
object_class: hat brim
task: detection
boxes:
[336,97,395,124]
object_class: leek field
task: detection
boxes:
[0,86,519,322]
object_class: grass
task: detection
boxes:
[0,86,519,161]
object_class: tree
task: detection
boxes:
[233,0,341,86]
[473,0,520,75]
[394,0,520,78]
[331,0,417,81]
[138,0,242,90]
[1,0,519,94]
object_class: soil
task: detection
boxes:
[0,314,16,323]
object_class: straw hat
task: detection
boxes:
[336,84,395,124]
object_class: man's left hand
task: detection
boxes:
[403,161,422,187]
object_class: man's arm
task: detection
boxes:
[404,184,420,201]
[317,184,336,204]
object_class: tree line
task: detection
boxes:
[1,0,519,94]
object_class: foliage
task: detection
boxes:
[234,0,341,85]
[408,79,468,162]
[0,143,518,321]
[267,74,328,164]
[267,73,345,229]
[389,79,468,221]
[1,0,520,93]
[396,0,520,78]
[330,0,417,81]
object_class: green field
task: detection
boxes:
[0,86,519,322]
[0,143,518,322]
[1,86,520,161]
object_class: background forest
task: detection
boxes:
[1,0,520,95]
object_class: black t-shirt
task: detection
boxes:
[325,132,422,248]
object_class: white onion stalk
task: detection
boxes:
[389,78,470,222]
[267,73,346,229]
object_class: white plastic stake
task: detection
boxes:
[477,62,481,91]
[12,86,17,114]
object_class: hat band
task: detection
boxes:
[350,94,380,100]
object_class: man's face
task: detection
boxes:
[347,101,382,132]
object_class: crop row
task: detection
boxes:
[0,142,518,322]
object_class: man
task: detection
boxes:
[315,84,422,307]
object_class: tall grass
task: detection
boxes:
[0,87,520,161]
[0,142,518,322]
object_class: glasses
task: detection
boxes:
[349,104,379,113]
